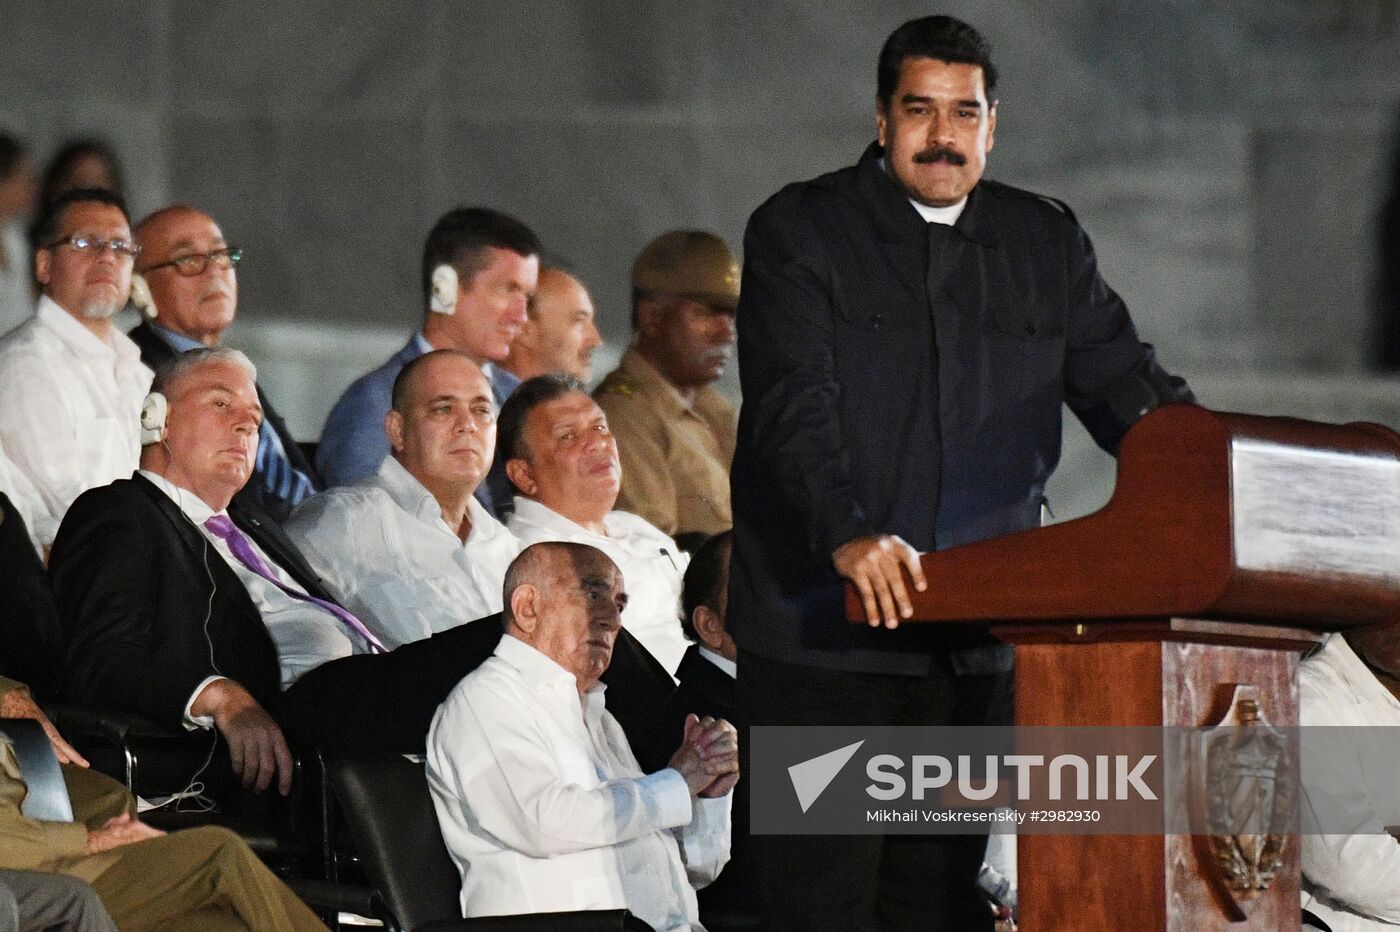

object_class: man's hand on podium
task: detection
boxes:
[833,534,927,629]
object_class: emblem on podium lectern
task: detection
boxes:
[1194,685,1295,919]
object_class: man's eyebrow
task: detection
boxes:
[199,385,264,415]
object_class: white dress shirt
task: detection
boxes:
[285,457,522,650]
[1299,634,1400,931]
[140,470,367,699]
[508,497,691,674]
[697,647,736,680]
[426,635,730,931]
[0,296,152,553]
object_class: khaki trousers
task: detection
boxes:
[86,826,324,932]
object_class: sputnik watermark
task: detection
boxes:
[750,725,1326,836]
[864,753,1157,802]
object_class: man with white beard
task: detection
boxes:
[0,188,152,556]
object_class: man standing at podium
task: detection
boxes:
[729,14,1193,930]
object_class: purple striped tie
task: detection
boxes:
[203,514,387,654]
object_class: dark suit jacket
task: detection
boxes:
[660,646,752,925]
[0,493,65,699]
[730,142,1194,676]
[49,475,303,730]
[49,476,676,755]
[128,322,320,520]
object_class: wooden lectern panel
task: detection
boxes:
[845,405,1400,629]
[1009,621,1309,932]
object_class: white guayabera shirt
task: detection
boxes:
[0,295,151,553]
[286,456,522,650]
[426,635,730,932]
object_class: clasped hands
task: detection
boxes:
[668,714,739,798]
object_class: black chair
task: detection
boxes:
[324,753,654,932]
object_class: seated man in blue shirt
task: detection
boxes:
[129,205,318,520]
[317,207,540,517]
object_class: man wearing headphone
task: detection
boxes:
[317,207,541,518]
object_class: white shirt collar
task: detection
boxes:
[36,294,143,362]
[138,469,221,523]
[511,496,603,538]
[376,456,449,525]
[376,456,509,544]
[697,646,736,679]
[495,634,607,701]
[908,196,967,226]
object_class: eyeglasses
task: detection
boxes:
[141,247,243,277]
[44,234,141,260]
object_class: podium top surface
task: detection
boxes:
[848,404,1400,628]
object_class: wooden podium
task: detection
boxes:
[847,404,1400,931]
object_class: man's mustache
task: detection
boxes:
[913,146,966,166]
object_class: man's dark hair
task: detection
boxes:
[496,373,585,469]
[420,207,542,307]
[877,15,997,108]
[30,187,131,250]
[679,531,732,642]
[40,138,125,207]
[0,132,27,181]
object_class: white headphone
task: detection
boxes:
[430,264,459,315]
[130,273,158,319]
[140,391,169,445]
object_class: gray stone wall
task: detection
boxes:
[5,0,1400,461]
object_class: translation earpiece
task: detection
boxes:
[140,391,169,445]
[430,264,459,315]
[130,273,158,319]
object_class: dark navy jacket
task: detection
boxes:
[729,143,1192,676]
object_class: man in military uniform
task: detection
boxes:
[593,231,738,548]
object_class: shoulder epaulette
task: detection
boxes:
[599,378,636,398]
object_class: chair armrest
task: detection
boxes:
[43,702,199,749]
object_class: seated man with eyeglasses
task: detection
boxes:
[0,187,152,558]
[128,205,320,521]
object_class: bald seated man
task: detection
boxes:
[428,542,736,931]
[287,350,522,649]
[130,205,319,520]
[501,266,604,383]
[51,348,675,795]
